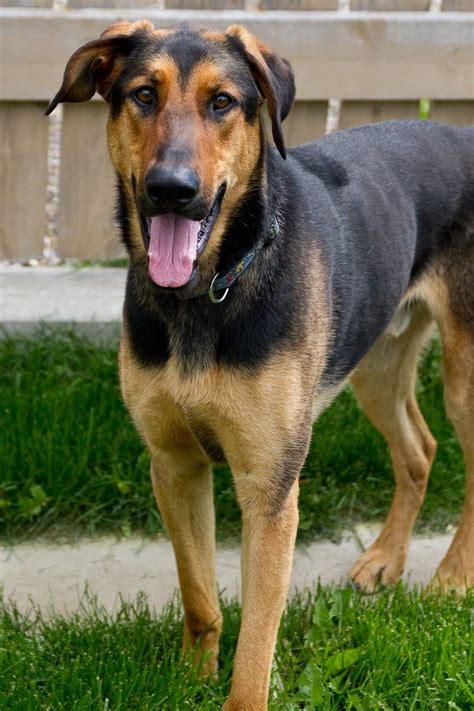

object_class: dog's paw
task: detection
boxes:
[182,636,220,679]
[350,545,406,592]
[183,646,219,679]
[430,547,474,593]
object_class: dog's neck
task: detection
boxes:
[121,141,297,372]
[208,146,280,280]
[123,138,285,308]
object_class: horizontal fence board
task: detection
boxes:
[0,103,48,259]
[260,1,337,9]
[284,101,328,145]
[58,103,124,259]
[165,0,243,7]
[1,10,473,101]
[68,0,248,7]
[429,100,474,125]
[0,0,51,5]
[351,1,430,8]
[339,100,420,129]
[68,1,164,7]
[443,0,474,9]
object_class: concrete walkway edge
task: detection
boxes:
[1,533,454,616]
[0,265,125,336]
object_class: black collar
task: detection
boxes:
[183,216,280,303]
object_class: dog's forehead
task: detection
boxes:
[128,26,245,85]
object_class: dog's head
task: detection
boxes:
[47,21,295,290]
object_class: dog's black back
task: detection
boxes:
[285,121,474,382]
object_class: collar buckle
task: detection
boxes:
[207,217,279,303]
[208,273,230,303]
[266,217,280,245]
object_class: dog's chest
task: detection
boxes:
[156,364,255,465]
[122,328,312,472]
[184,413,227,463]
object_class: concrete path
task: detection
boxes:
[0,532,454,616]
[0,264,125,336]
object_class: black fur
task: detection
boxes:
[291,121,474,383]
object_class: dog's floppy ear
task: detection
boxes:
[45,21,153,115]
[226,25,295,159]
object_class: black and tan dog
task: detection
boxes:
[48,20,474,709]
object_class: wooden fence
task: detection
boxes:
[0,3,473,260]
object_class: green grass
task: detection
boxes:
[418,99,431,121]
[69,258,129,269]
[0,328,465,542]
[1,586,473,709]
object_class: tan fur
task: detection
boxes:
[430,282,474,590]
[404,267,474,590]
[350,302,437,590]
[349,266,474,591]
[119,222,329,706]
[120,329,323,494]
[100,19,156,40]
[226,24,274,69]
[120,309,327,705]
[106,46,262,283]
[223,480,299,710]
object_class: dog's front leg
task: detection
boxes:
[150,450,222,676]
[224,475,299,711]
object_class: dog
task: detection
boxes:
[47,21,474,710]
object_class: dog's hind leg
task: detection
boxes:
[349,303,437,591]
[432,282,474,590]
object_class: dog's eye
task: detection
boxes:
[133,87,155,107]
[212,94,233,113]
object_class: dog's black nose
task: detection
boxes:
[145,166,200,207]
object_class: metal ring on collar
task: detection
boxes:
[208,273,229,303]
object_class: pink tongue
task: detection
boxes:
[148,214,201,288]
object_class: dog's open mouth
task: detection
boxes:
[140,185,225,289]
